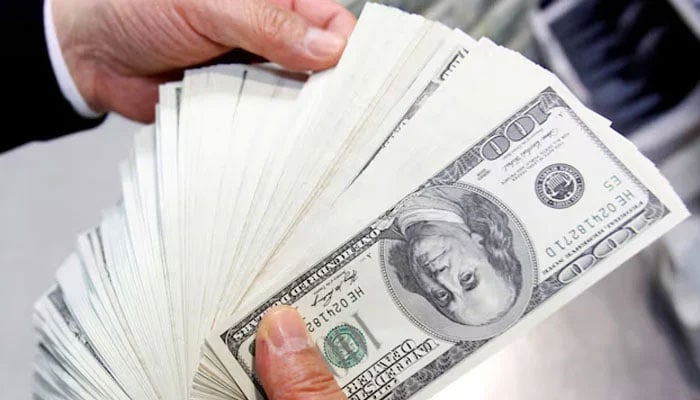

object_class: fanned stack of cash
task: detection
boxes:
[32,4,688,400]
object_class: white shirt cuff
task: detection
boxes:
[43,0,102,118]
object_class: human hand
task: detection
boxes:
[51,0,356,122]
[256,306,346,400]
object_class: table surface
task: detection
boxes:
[1,115,699,399]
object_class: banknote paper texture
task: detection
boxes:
[211,87,687,400]
[32,4,687,400]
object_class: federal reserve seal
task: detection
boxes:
[323,324,367,369]
[535,163,584,209]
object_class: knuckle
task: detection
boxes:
[278,373,341,400]
[254,5,296,46]
[272,352,343,400]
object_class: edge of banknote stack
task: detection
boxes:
[32,3,689,400]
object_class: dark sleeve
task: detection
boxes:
[1,2,106,153]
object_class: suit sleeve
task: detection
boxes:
[0,1,106,153]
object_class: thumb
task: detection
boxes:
[196,0,352,71]
[255,306,346,400]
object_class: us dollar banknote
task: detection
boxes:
[208,86,687,400]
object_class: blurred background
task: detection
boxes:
[1,0,699,398]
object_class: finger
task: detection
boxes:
[255,306,346,400]
[270,0,357,37]
[189,0,351,70]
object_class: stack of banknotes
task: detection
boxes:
[33,4,688,400]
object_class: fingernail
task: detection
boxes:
[303,27,345,58]
[258,306,311,354]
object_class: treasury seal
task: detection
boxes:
[535,163,584,209]
[323,324,367,369]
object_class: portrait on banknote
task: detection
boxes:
[380,184,535,341]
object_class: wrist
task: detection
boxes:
[46,0,104,117]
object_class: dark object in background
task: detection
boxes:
[534,0,700,134]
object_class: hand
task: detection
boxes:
[256,306,346,400]
[51,0,356,122]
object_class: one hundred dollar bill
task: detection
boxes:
[208,80,688,399]
[33,5,689,400]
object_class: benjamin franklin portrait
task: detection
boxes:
[382,185,523,327]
